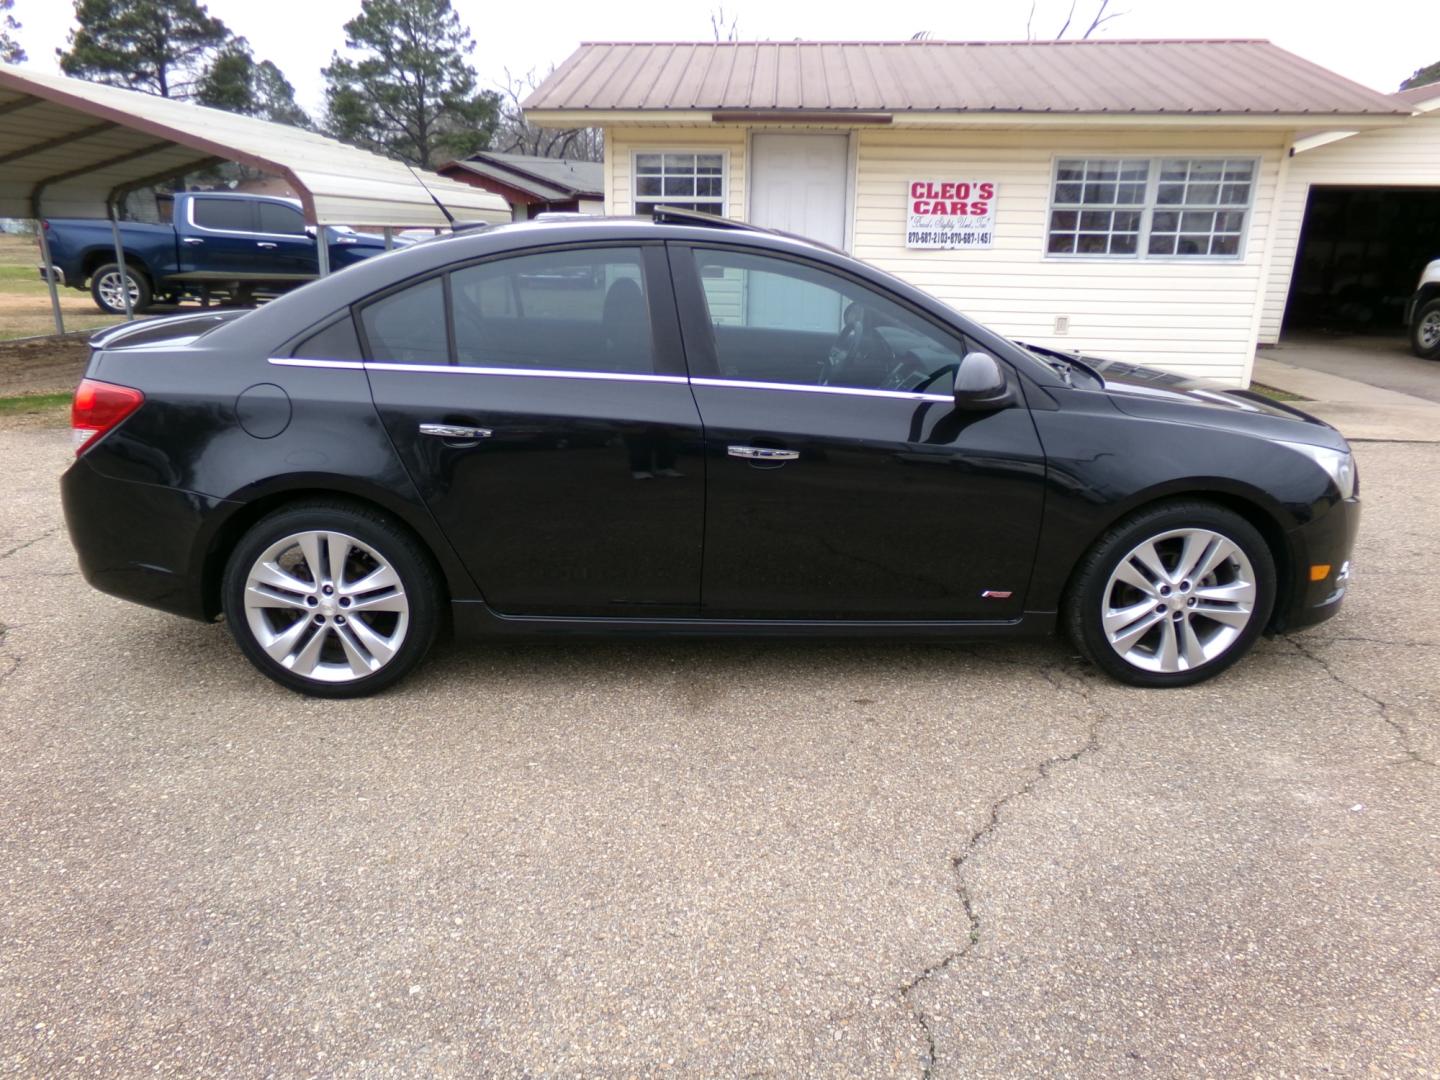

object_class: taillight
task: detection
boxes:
[72,378,144,455]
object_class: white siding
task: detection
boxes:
[1259,113,1440,343]
[608,124,1288,385]
[853,129,1286,386]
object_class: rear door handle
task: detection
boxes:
[727,445,799,462]
[256,241,278,249]
[182,237,204,245]
[419,422,492,440]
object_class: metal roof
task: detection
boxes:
[524,40,1407,118]
[0,67,510,225]
[439,152,603,201]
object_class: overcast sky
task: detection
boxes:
[9,0,1438,117]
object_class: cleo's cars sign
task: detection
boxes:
[906,180,996,250]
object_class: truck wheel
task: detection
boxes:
[1412,298,1440,360]
[90,263,151,315]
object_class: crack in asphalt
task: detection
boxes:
[897,662,1103,1078]
[1283,635,1436,770]
[0,528,58,562]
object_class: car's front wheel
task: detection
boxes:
[1412,297,1440,360]
[1064,501,1276,687]
[222,502,442,697]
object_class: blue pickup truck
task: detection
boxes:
[39,191,393,314]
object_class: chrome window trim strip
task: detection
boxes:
[691,377,953,403]
[267,357,688,384]
[266,358,952,402]
[364,363,691,384]
[268,357,365,370]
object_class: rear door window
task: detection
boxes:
[191,198,256,233]
[449,248,654,374]
[359,277,449,365]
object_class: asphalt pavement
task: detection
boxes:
[1,424,1436,1077]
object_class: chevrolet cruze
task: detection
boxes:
[61,210,1360,697]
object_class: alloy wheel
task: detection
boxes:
[1420,310,1440,351]
[242,530,410,683]
[97,270,140,311]
[1101,527,1257,674]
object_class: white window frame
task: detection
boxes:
[1045,155,1259,262]
[630,149,728,217]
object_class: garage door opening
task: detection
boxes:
[1282,186,1440,335]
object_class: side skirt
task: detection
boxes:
[451,601,1057,640]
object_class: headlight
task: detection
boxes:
[1279,441,1356,499]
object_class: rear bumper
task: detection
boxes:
[1274,494,1361,632]
[61,457,235,622]
[37,263,66,287]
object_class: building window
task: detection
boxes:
[1148,159,1254,257]
[634,152,724,215]
[1047,157,1255,259]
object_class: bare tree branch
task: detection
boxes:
[1026,0,1037,40]
[1054,0,1078,39]
[1082,0,1125,38]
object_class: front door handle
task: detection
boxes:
[182,237,204,245]
[256,241,278,249]
[727,445,799,462]
[419,422,492,440]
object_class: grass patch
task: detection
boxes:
[0,392,71,413]
[1248,382,1309,402]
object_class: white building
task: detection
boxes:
[525,40,1440,386]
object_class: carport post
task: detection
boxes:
[33,220,65,335]
[107,205,135,321]
[316,224,331,278]
[383,227,393,250]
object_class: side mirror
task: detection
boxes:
[953,351,1014,410]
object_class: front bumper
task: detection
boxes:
[61,457,236,622]
[1274,494,1361,632]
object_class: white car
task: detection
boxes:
[1408,257,1440,359]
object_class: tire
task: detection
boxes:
[1411,298,1440,360]
[89,263,152,315]
[1063,501,1277,688]
[221,501,443,698]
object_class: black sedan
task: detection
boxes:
[62,210,1359,697]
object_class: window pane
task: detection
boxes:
[1082,182,1117,204]
[1077,234,1110,254]
[1116,182,1146,204]
[636,176,662,196]
[636,154,663,172]
[663,176,694,197]
[1054,182,1082,204]
[1110,233,1138,255]
[1181,210,1216,232]
[691,248,963,393]
[192,198,253,232]
[1156,183,1184,205]
[360,278,448,365]
[696,154,724,173]
[1113,211,1140,232]
[256,202,305,235]
[663,153,695,170]
[1220,183,1250,205]
[1048,233,1076,254]
[451,248,653,374]
[1215,210,1246,232]
[1050,209,1078,230]
[1152,211,1179,232]
[1210,234,1240,256]
[1056,161,1085,181]
[293,315,362,360]
[1148,234,1177,256]
[1188,183,1220,205]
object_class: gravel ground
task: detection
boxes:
[0,425,1435,1078]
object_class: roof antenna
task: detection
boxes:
[406,163,456,227]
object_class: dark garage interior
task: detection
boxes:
[1283,185,1440,335]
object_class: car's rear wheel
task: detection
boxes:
[1064,501,1276,687]
[1412,298,1440,360]
[222,502,442,698]
[90,263,152,315]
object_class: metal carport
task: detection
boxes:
[0,67,509,331]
